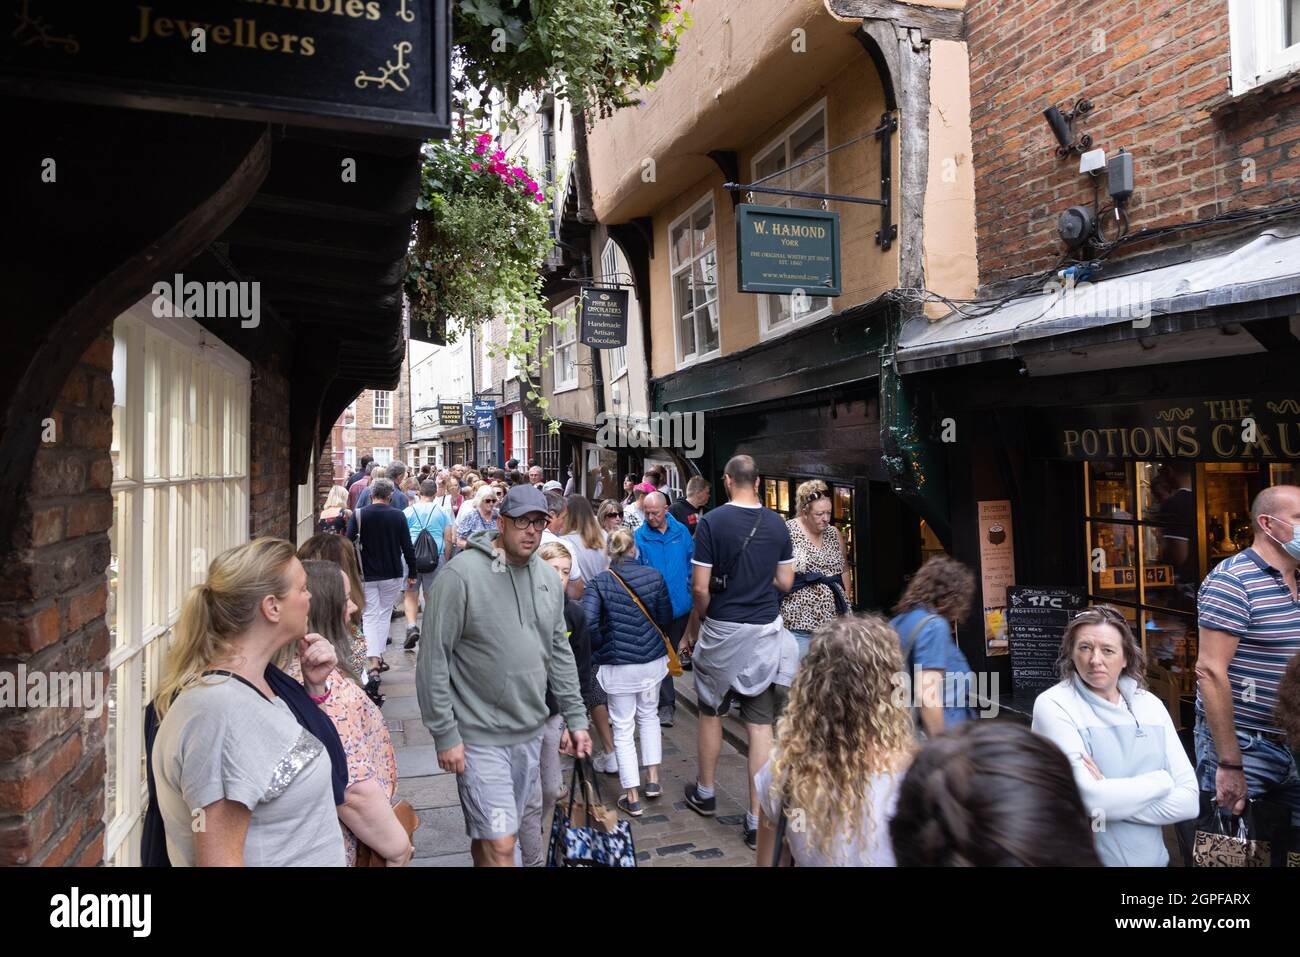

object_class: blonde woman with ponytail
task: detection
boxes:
[150,538,347,866]
[756,614,914,866]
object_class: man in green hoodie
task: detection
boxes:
[417,484,593,867]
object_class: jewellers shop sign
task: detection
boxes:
[1,0,451,137]
[1031,396,1300,461]
[736,204,841,297]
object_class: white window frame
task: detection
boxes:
[372,447,393,467]
[669,193,721,369]
[346,446,357,472]
[752,100,834,340]
[512,411,529,466]
[372,390,393,429]
[600,240,629,380]
[1230,0,1300,95]
[105,298,250,866]
[552,297,579,392]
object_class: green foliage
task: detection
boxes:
[454,0,692,118]
[405,129,561,421]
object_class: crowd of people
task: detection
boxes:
[141,452,1300,868]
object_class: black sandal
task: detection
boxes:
[378,659,391,673]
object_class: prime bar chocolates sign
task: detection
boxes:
[736,204,841,297]
[2,0,451,137]
[579,286,629,349]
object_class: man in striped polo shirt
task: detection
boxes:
[1195,485,1300,824]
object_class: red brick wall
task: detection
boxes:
[353,383,405,466]
[967,0,1300,286]
[249,355,292,541]
[0,330,114,867]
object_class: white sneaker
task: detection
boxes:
[592,751,618,775]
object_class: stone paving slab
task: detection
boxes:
[397,772,462,811]
[395,744,448,778]
[411,852,474,867]
[413,805,471,857]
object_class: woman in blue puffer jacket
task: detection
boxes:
[583,527,673,817]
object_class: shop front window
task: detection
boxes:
[1084,460,1202,725]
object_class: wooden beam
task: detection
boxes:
[0,106,271,554]
[829,0,966,40]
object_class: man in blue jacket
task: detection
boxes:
[636,491,698,727]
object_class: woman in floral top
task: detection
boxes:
[289,560,408,866]
[781,480,849,661]
[455,485,500,548]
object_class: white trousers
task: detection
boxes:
[361,578,404,658]
[602,666,665,791]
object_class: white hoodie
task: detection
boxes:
[1032,674,1198,866]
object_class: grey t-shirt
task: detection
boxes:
[153,674,346,867]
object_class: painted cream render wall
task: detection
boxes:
[923,38,979,318]
[587,0,866,223]
[645,53,898,379]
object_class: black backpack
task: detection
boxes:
[411,507,441,574]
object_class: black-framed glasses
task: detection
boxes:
[510,515,549,531]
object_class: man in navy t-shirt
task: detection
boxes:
[681,454,794,851]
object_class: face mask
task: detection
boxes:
[1263,515,1300,561]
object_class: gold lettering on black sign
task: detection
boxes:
[130,6,320,56]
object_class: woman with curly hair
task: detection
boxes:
[755,613,914,866]
[889,555,979,737]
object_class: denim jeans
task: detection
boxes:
[657,614,690,710]
[789,629,813,662]
[1194,714,1300,826]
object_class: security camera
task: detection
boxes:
[1043,99,1094,157]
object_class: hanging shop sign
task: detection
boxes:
[579,286,629,349]
[1031,396,1300,461]
[1007,586,1087,695]
[1,0,452,137]
[472,399,495,433]
[437,402,462,426]
[736,204,841,297]
[977,499,1015,657]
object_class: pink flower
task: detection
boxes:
[525,180,538,192]
[474,142,487,154]
[475,133,492,145]
[470,162,480,171]
[535,193,545,203]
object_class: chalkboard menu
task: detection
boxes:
[1007,586,1087,695]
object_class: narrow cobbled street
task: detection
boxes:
[378,614,755,867]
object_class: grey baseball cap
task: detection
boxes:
[541,480,563,493]
[499,484,549,518]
